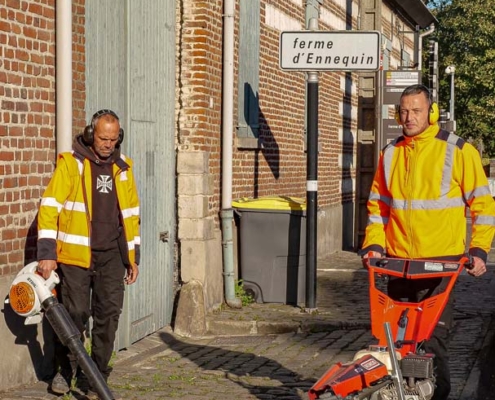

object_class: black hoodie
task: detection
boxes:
[73,134,121,251]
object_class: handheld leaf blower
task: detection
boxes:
[6,261,115,400]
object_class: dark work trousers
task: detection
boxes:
[387,277,453,400]
[55,247,126,381]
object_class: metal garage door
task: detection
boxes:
[85,0,176,348]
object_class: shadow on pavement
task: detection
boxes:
[158,331,315,399]
[473,317,495,400]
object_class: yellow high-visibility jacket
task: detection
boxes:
[362,125,495,261]
[37,151,141,268]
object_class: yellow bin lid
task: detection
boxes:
[232,196,306,211]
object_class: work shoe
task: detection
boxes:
[51,371,70,394]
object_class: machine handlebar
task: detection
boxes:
[365,255,472,279]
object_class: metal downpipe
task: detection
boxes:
[221,209,240,308]
[221,0,241,309]
[56,0,73,155]
[417,24,435,71]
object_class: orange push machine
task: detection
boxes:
[308,256,471,400]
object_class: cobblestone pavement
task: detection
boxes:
[1,251,495,399]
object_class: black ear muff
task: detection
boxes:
[83,109,124,146]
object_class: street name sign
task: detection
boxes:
[280,30,381,71]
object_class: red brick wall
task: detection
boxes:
[73,0,86,134]
[178,1,360,221]
[0,0,56,273]
[177,0,225,216]
[0,0,85,274]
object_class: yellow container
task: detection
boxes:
[232,196,306,211]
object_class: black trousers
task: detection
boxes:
[387,277,452,400]
[55,247,126,380]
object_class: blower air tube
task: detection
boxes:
[42,296,115,400]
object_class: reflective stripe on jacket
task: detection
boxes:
[37,151,141,268]
[362,125,495,260]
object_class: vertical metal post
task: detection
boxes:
[445,65,456,133]
[428,39,439,103]
[449,71,455,122]
[304,17,319,311]
[384,322,406,400]
[305,70,319,310]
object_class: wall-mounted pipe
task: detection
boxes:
[56,0,73,155]
[417,24,435,71]
[221,0,241,309]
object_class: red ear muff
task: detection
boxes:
[83,109,124,146]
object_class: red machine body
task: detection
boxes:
[309,354,388,398]
[308,256,470,400]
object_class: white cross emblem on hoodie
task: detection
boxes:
[97,175,112,193]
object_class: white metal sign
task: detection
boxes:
[280,30,381,71]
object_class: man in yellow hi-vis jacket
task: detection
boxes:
[360,84,495,400]
[37,109,140,399]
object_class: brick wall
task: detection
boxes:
[0,0,56,273]
[178,0,364,220]
[0,0,85,275]
[177,0,224,219]
[72,0,86,134]
[177,0,420,256]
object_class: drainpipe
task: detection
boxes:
[56,0,73,155]
[221,0,242,309]
[417,24,435,71]
[305,0,319,27]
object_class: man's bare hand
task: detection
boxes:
[37,260,58,280]
[125,263,139,285]
[467,256,486,277]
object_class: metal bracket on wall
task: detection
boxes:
[159,231,169,243]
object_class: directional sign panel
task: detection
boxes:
[280,30,381,71]
[382,70,421,104]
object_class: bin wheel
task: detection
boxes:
[243,282,263,303]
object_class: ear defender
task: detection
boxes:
[83,109,124,146]
[429,102,439,125]
[394,102,440,126]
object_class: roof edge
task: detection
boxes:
[390,0,438,29]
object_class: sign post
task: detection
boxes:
[305,61,319,311]
[280,27,381,311]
